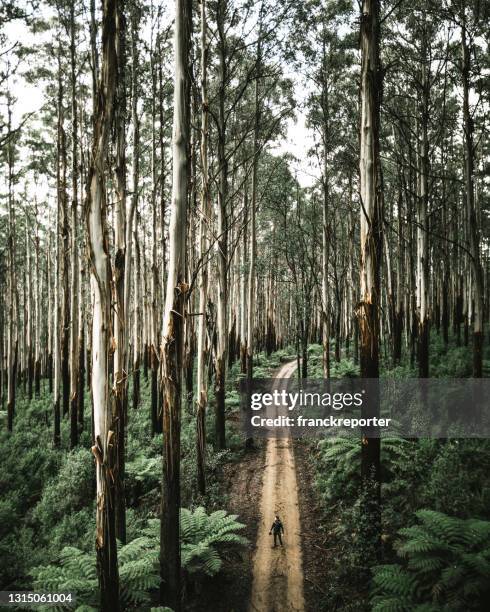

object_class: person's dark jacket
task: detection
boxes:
[270,519,284,534]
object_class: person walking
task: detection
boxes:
[269,515,284,547]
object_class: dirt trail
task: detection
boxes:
[249,360,305,612]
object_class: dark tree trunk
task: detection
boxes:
[358,0,383,570]
[132,360,140,410]
[78,329,85,428]
[151,353,161,434]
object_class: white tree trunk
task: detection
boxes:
[196,0,209,495]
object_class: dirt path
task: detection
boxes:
[249,360,305,612]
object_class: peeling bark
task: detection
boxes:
[86,0,121,607]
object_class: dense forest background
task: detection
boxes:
[0,0,489,610]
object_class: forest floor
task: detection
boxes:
[293,438,332,610]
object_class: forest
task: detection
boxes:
[0,0,489,610]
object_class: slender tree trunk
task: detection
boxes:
[6,90,16,432]
[461,9,483,377]
[196,0,209,495]
[416,56,430,378]
[78,288,85,429]
[113,0,127,544]
[321,33,331,379]
[133,213,141,410]
[25,223,33,402]
[53,210,61,448]
[214,0,228,450]
[159,0,191,608]
[246,39,261,383]
[240,195,248,373]
[150,29,162,435]
[358,0,382,567]
[69,0,80,448]
[394,165,404,363]
[128,5,141,414]
[34,213,41,397]
[86,0,120,607]
[52,48,66,446]
[60,47,71,421]
[47,228,53,394]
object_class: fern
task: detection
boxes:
[33,507,247,609]
[32,547,98,611]
[371,510,490,611]
[316,436,414,503]
[125,455,161,484]
[144,507,248,576]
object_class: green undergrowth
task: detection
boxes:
[304,330,490,610]
[32,508,247,611]
[0,345,295,608]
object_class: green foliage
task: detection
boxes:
[315,436,415,504]
[371,510,490,611]
[180,507,248,575]
[32,547,98,610]
[32,449,94,528]
[0,395,61,587]
[126,454,161,486]
[431,346,472,378]
[142,507,247,576]
[418,440,490,519]
[32,537,158,610]
[117,537,160,606]
[330,359,360,378]
[306,345,360,379]
[32,507,247,610]
[381,332,473,379]
[224,389,241,409]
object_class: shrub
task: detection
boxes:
[371,510,490,611]
[32,448,94,529]
[33,507,247,609]
[316,437,415,504]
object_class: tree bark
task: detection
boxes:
[321,31,331,379]
[416,43,430,378]
[358,0,382,567]
[159,0,191,608]
[214,0,228,450]
[86,0,121,607]
[246,29,261,384]
[6,89,16,432]
[113,0,127,543]
[461,6,484,377]
[196,0,209,495]
[130,5,141,411]
[69,0,80,449]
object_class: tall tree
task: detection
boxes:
[69,0,80,448]
[246,26,261,384]
[460,0,484,377]
[358,0,382,567]
[6,84,16,432]
[196,0,209,495]
[214,0,229,450]
[86,0,121,607]
[113,0,127,544]
[159,0,191,608]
